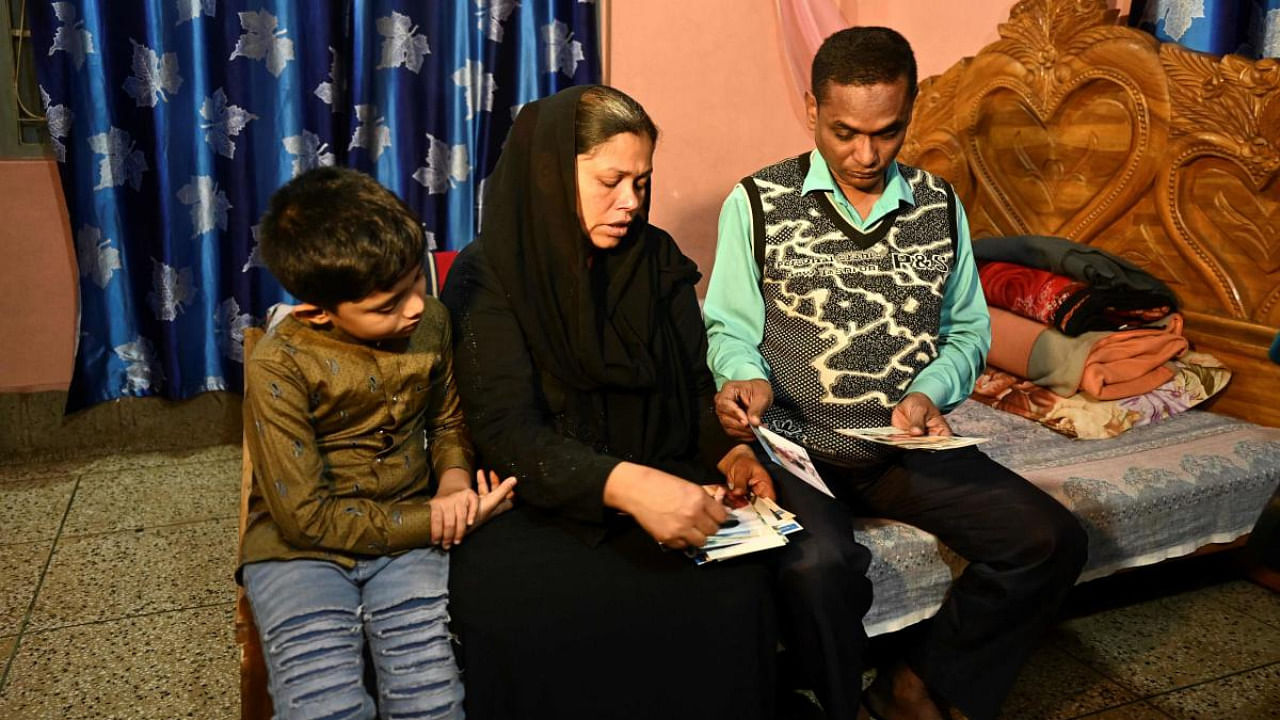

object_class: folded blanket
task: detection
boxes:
[1078,319,1188,399]
[979,261,1173,335]
[973,234,1178,309]
[987,307,1188,398]
[970,353,1231,439]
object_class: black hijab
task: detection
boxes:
[475,85,707,473]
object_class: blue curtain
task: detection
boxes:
[31,0,599,411]
[1132,0,1280,57]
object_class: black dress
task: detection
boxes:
[438,81,774,720]
[442,243,777,720]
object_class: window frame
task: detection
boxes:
[1,0,51,159]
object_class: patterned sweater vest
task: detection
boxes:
[741,155,958,463]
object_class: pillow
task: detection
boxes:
[969,352,1232,439]
[424,250,458,298]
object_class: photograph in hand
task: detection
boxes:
[752,425,835,498]
[689,496,804,564]
[836,426,989,451]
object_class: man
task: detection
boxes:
[703,27,1087,720]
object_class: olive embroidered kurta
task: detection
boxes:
[239,299,473,574]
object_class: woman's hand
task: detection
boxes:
[473,469,517,527]
[429,468,517,548]
[603,462,729,549]
[717,444,776,501]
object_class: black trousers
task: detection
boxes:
[768,446,1088,720]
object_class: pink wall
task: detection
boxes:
[0,160,77,392]
[609,0,1132,289]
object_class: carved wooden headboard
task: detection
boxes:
[900,0,1280,427]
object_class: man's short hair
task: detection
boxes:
[259,167,424,309]
[811,26,918,103]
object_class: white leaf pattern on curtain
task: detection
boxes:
[76,225,121,290]
[40,86,72,162]
[230,9,296,77]
[413,133,470,193]
[176,0,216,26]
[88,127,147,191]
[200,89,257,159]
[49,2,95,69]
[283,131,337,177]
[376,11,431,72]
[123,40,183,107]
[148,259,197,322]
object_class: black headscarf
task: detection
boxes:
[475,85,708,473]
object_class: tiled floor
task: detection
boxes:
[0,445,241,720]
[0,445,1276,719]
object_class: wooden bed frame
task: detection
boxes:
[899,0,1280,427]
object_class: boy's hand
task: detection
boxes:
[472,469,517,528]
[429,489,478,549]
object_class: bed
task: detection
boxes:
[861,0,1280,635]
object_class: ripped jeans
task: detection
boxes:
[243,548,463,720]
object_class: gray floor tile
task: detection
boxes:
[0,542,51,636]
[999,643,1139,720]
[1076,701,1173,719]
[62,460,239,536]
[1149,662,1280,720]
[61,444,242,476]
[1057,586,1280,696]
[0,459,82,485]
[0,604,236,720]
[0,445,240,483]
[1,635,15,669]
[1194,580,1280,631]
[0,475,76,545]
[28,518,237,631]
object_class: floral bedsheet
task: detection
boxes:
[857,400,1280,636]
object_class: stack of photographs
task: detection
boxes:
[689,496,803,565]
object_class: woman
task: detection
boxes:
[441,85,778,719]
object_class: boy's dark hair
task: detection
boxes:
[259,167,424,309]
[811,27,918,104]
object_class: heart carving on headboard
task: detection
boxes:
[966,72,1153,242]
[903,130,973,202]
[1162,151,1280,320]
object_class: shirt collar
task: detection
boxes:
[800,149,915,227]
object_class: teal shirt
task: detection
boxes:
[704,150,990,412]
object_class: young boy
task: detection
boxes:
[238,167,515,720]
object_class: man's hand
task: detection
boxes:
[472,469,517,528]
[603,462,730,549]
[715,379,774,442]
[891,392,953,437]
[717,444,776,501]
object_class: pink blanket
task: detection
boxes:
[987,307,1187,399]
